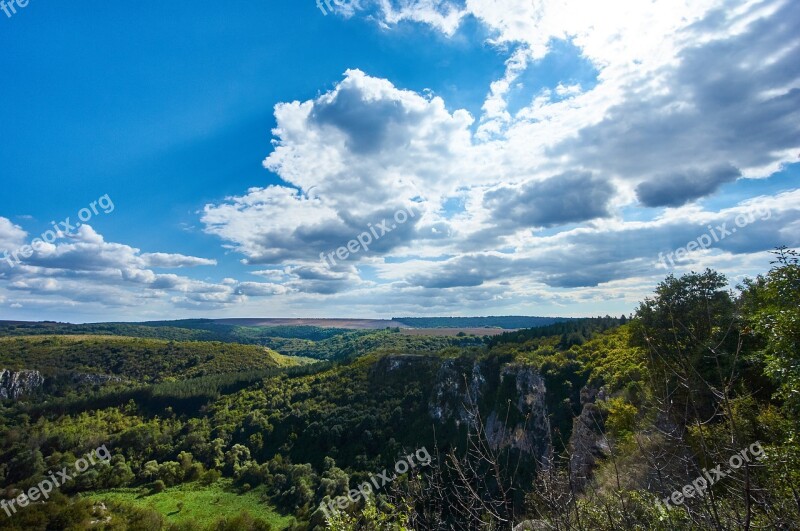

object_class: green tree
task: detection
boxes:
[741,247,800,417]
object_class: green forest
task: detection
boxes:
[0,251,798,530]
[391,317,570,329]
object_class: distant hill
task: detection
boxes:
[488,316,625,346]
[0,335,289,383]
[393,316,572,329]
[0,321,485,361]
[211,318,409,329]
[0,316,574,334]
[0,320,357,342]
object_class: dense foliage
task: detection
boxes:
[0,321,354,345]
[256,330,484,360]
[488,316,625,347]
[0,323,485,361]
[393,316,569,329]
[0,336,287,382]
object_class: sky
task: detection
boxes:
[0,0,798,322]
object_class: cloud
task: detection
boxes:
[202,186,425,265]
[376,0,465,36]
[310,79,428,155]
[485,172,616,228]
[636,165,742,207]
[199,0,799,312]
[254,264,364,295]
[394,190,800,289]
[5,0,799,319]
[0,225,286,315]
[378,0,799,196]
[141,253,217,268]
[203,70,474,266]
[552,0,800,188]
[406,254,517,288]
[202,186,347,264]
[236,282,289,297]
[0,217,27,254]
[264,69,475,204]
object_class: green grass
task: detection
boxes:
[84,479,293,529]
[272,352,319,367]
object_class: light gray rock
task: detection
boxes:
[0,369,45,400]
[428,359,554,467]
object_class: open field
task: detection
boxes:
[85,480,292,528]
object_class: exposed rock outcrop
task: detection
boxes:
[370,354,441,389]
[0,369,123,401]
[0,369,45,400]
[428,358,553,467]
[71,372,124,386]
[513,520,554,531]
[372,354,440,374]
[428,357,483,425]
[568,386,610,489]
[485,365,553,466]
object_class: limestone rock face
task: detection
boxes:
[371,353,555,468]
[427,357,483,425]
[568,386,610,489]
[370,354,441,388]
[428,359,553,467]
[0,369,45,400]
[485,365,553,467]
[70,372,124,386]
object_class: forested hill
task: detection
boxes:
[0,335,289,382]
[392,316,571,328]
[0,322,487,361]
[0,321,354,343]
[488,315,625,346]
[0,321,216,342]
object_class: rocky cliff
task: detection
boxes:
[428,357,553,467]
[0,369,45,400]
[70,372,124,386]
[0,369,124,400]
[568,386,610,489]
[372,353,606,478]
[484,365,553,466]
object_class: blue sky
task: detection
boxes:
[1,0,798,322]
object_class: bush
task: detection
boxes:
[211,511,273,531]
[200,469,221,486]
